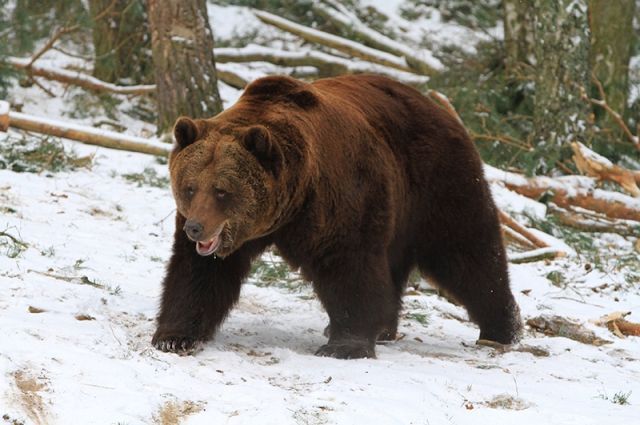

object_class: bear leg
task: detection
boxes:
[313,252,398,359]
[152,214,266,354]
[419,243,522,345]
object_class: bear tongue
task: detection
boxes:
[196,235,220,256]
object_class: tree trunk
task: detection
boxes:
[531,0,591,174]
[503,0,535,74]
[147,0,223,133]
[588,0,635,123]
[88,0,153,84]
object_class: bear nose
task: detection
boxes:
[183,220,204,240]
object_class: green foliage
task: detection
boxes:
[250,255,307,290]
[427,40,539,171]
[400,0,502,29]
[122,167,169,188]
[8,0,91,55]
[214,0,398,41]
[90,0,153,85]
[0,228,28,258]
[545,270,566,287]
[599,390,632,405]
[406,312,430,325]
[0,0,15,97]
[0,133,92,173]
[214,0,316,25]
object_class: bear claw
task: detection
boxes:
[153,335,202,355]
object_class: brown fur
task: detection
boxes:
[152,74,522,359]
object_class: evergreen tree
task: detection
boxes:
[89,0,153,84]
[531,0,591,174]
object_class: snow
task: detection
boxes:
[253,10,412,71]
[629,55,640,106]
[362,0,498,55]
[2,119,640,425]
[2,148,639,423]
[1,2,639,424]
[313,2,443,72]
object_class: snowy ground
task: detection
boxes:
[1,136,639,424]
[2,1,640,424]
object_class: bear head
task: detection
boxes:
[169,116,283,257]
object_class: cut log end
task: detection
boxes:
[0,100,9,132]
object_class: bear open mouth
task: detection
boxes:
[195,232,223,256]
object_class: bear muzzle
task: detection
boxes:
[183,219,225,256]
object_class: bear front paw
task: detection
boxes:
[315,340,376,359]
[152,332,203,355]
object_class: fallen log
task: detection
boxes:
[215,62,266,89]
[311,1,441,75]
[571,141,640,197]
[214,46,429,86]
[508,247,565,264]
[499,210,549,248]
[591,312,640,338]
[9,56,254,93]
[485,165,640,222]
[8,57,155,96]
[502,225,537,250]
[253,10,415,74]
[0,101,170,157]
[548,204,640,236]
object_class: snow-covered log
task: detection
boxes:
[548,204,640,236]
[9,56,255,94]
[508,247,566,264]
[571,141,640,197]
[8,57,156,96]
[486,165,640,222]
[253,10,416,74]
[310,1,442,75]
[498,210,550,248]
[1,103,171,157]
[214,46,429,86]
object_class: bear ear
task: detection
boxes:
[173,117,202,149]
[240,125,283,178]
[287,89,319,109]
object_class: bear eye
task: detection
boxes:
[214,188,229,200]
[186,186,195,198]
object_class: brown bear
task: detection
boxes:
[151,74,522,359]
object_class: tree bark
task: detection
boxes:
[147,0,223,133]
[588,0,636,123]
[532,0,591,174]
[88,0,153,84]
[503,0,535,74]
